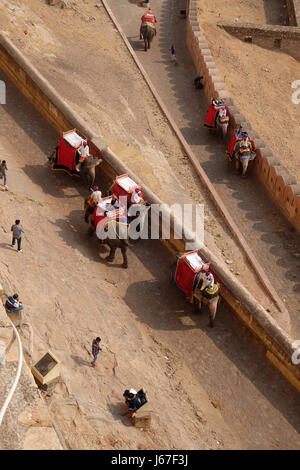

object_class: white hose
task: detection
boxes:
[0,320,23,426]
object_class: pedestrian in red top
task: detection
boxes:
[91,337,102,367]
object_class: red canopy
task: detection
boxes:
[227,135,237,158]
[52,130,86,176]
[204,105,218,128]
[174,251,209,302]
[111,174,141,202]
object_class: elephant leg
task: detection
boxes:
[88,170,95,190]
[88,226,95,237]
[121,243,128,269]
[84,203,90,223]
[48,150,55,163]
[106,243,116,262]
[193,297,201,313]
[235,157,240,173]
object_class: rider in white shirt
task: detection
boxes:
[76,140,90,171]
[130,188,143,205]
[201,270,215,292]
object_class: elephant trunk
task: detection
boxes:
[208,297,219,327]
[241,157,250,177]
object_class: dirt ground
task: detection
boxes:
[0,0,300,450]
[104,0,300,335]
[198,0,300,181]
[0,0,282,321]
[0,69,300,451]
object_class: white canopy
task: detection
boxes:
[117,175,138,192]
[185,252,205,271]
[63,131,83,148]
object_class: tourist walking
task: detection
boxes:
[91,337,102,367]
[170,45,177,65]
[11,219,25,252]
[0,160,8,189]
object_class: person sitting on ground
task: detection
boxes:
[123,388,146,415]
[0,160,8,189]
[5,294,24,313]
[76,140,90,172]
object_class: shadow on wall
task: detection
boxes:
[263,0,289,25]
[0,69,57,156]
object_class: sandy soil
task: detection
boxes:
[198,0,300,181]
[0,72,300,450]
[0,0,280,319]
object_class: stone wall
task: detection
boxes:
[218,22,300,60]
[286,0,300,26]
[186,0,300,233]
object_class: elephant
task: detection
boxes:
[84,197,150,238]
[193,286,220,328]
[88,219,129,269]
[233,141,256,177]
[49,146,102,189]
[141,24,156,51]
[171,254,220,327]
[79,156,102,189]
[216,108,229,139]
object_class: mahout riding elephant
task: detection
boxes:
[233,139,256,177]
[49,146,102,189]
[193,285,220,328]
[215,107,229,139]
[171,253,220,327]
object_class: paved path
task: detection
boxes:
[106,0,300,337]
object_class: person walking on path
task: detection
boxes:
[11,219,24,252]
[91,337,102,367]
[0,160,8,189]
[170,45,177,65]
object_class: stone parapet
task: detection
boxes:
[186,0,300,233]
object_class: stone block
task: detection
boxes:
[133,402,152,428]
[31,351,61,387]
